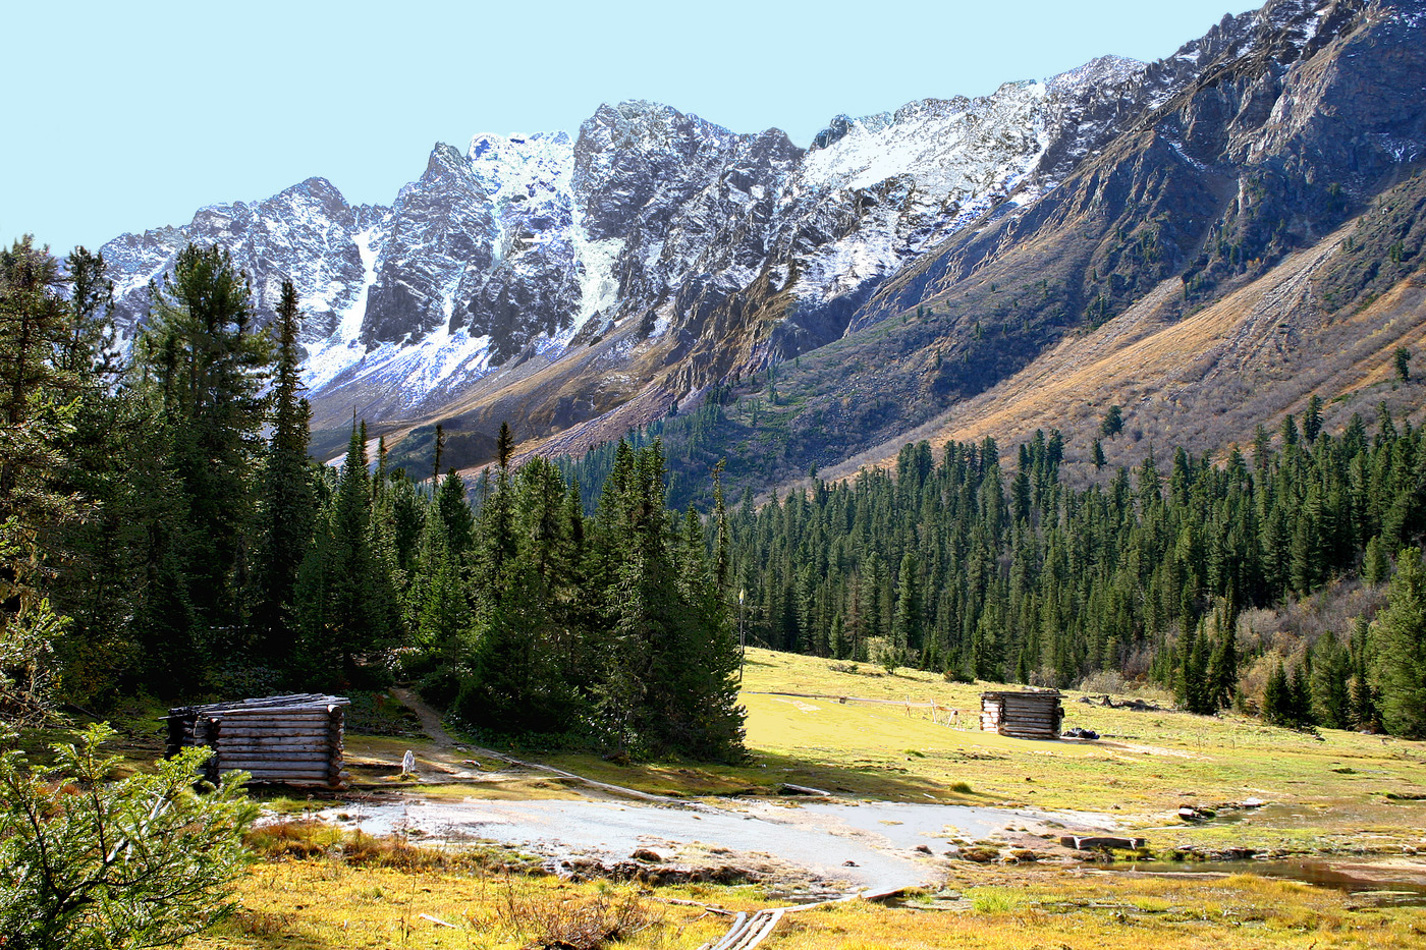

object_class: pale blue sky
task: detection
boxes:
[4,1,1252,254]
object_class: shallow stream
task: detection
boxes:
[314,797,1102,893]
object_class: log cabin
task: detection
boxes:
[165,693,351,788]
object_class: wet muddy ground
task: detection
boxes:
[310,795,1115,893]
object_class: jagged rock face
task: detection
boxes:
[765,0,1426,480]
[362,143,497,347]
[95,0,1426,463]
[100,177,379,346]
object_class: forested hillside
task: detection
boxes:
[4,233,1425,750]
[716,412,1426,736]
[0,240,742,761]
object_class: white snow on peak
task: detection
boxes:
[1047,55,1148,95]
[569,229,622,329]
[302,225,381,391]
[799,81,1049,198]
[466,130,575,199]
[789,80,1056,309]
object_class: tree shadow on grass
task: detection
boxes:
[727,748,985,802]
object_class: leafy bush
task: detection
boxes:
[0,722,255,949]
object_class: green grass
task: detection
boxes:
[524,648,1426,853]
[193,832,1426,950]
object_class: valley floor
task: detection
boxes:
[181,648,1426,946]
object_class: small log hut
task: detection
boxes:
[165,693,350,788]
[979,689,1063,740]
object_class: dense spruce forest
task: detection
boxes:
[0,239,742,761]
[561,403,1426,739]
[707,419,1426,736]
[4,235,1426,753]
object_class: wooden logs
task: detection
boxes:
[165,693,351,789]
[979,690,1063,740]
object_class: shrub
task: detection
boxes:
[497,882,658,950]
[0,722,255,949]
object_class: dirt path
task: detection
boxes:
[385,687,685,804]
[389,688,459,750]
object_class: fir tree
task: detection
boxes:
[252,280,315,663]
[1374,547,1426,737]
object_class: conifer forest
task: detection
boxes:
[4,236,1426,758]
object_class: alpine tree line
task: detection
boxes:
[712,412,1426,738]
[0,240,742,761]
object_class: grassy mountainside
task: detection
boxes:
[366,0,1426,510]
[829,171,1426,485]
[556,169,1426,512]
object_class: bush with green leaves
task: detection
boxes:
[0,723,255,949]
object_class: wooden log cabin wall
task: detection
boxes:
[979,690,1063,740]
[165,693,351,788]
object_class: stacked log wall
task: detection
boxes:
[165,693,350,788]
[979,691,1063,740]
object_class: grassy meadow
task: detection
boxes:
[520,649,1426,856]
[94,647,1426,947]
[193,841,1426,949]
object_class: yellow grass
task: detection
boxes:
[191,854,1426,950]
[188,655,1426,948]
[769,868,1426,949]
[187,860,743,950]
[521,649,1426,855]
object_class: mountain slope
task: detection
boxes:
[94,0,1426,497]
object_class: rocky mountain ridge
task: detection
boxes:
[97,50,1187,428]
[97,0,1426,483]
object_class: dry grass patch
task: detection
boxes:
[773,868,1426,949]
[189,860,744,950]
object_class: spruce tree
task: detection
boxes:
[1100,405,1124,440]
[1374,547,1426,737]
[1303,394,1323,444]
[1206,623,1238,711]
[1289,661,1315,727]
[294,421,389,682]
[1263,659,1291,725]
[253,280,315,663]
[1363,535,1392,585]
[135,245,272,662]
[1349,616,1379,730]
[1310,630,1352,729]
[437,470,475,561]
[893,552,923,664]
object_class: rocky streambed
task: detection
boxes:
[311,795,1118,894]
